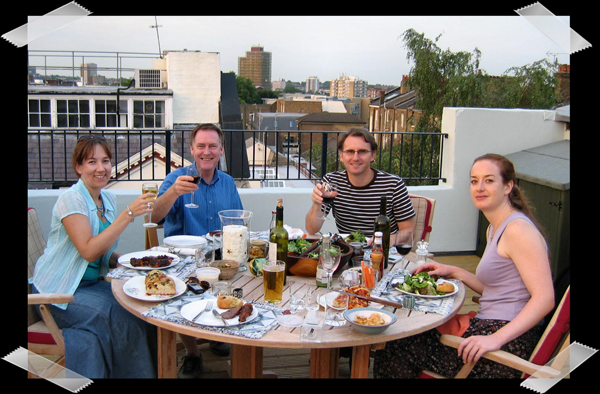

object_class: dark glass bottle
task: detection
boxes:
[269,199,289,284]
[374,195,391,269]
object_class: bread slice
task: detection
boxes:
[145,270,176,295]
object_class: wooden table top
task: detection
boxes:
[111,254,466,350]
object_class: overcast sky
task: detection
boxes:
[25,13,573,86]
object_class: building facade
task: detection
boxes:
[330,75,368,98]
[238,46,272,90]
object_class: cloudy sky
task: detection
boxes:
[20,8,577,86]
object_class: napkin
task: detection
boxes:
[284,225,305,240]
[151,246,196,256]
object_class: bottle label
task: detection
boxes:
[268,242,277,261]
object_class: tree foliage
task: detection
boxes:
[401,28,560,133]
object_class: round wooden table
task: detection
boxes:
[112,256,465,378]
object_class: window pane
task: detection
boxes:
[119,100,127,112]
[40,100,51,113]
[155,101,164,113]
[79,100,89,113]
[80,114,90,127]
[134,114,143,128]
[68,100,78,113]
[29,100,39,112]
[107,114,117,127]
[107,100,117,113]
[57,100,67,113]
[155,114,164,127]
[29,114,39,127]
[144,115,154,128]
[69,115,79,127]
[96,100,105,113]
[57,114,67,127]
[41,114,51,127]
[96,114,106,127]
[145,101,154,114]
[134,101,143,113]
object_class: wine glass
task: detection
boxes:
[316,181,338,220]
[320,245,342,290]
[393,230,414,270]
[185,165,199,208]
[289,283,307,313]
[142,183,158,228]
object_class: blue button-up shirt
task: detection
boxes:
[158,164,243,237]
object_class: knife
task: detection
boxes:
[212,309,229,325]
[328,288,405,309]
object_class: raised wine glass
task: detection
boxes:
[142,182,158,228]
[393,230,414,270]
[316,181,338,220]
[185,165,199,208]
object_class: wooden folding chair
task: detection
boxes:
[144,215,163,249]
[420,285,570,379]
[409,194,436,246]
[27,207,74,378]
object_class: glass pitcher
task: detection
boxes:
[218,210,253,272]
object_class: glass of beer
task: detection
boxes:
[263,260,286,304]
[142,182,158,228]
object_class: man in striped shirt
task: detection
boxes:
[306,128,415,245]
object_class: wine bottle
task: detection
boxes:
[269,199,289,284]
[374,195,391,269]
[316,234,330,287]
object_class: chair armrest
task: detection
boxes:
[28,293,74,305]
[439,335,561,379]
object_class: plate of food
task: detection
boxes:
[123,270,186,301]
[118,251,180,270]
[180,296,258,327]
[391,272,458,298]
[321,286,383,310]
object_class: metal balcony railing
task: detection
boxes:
[27,129,447,189]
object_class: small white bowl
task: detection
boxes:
[344,307,397,335]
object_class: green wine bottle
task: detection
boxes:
[269,199,289,284]
[374,195,391,269]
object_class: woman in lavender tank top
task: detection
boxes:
[374,154,555,379]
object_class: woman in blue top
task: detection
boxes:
[32,135,157,379]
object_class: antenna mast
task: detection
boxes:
[150,16,163,58]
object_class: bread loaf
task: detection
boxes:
[145,270,176,295]
[216,294,243,309]
[436,282,454,293]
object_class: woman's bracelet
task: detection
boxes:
[126,206,135,222]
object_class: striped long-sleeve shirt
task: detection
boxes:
[322,169,415,237]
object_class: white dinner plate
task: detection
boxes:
[123,275,186,301]
[118,251,181,270]
[163,235,207,249]
[391,278,458,298]
[320,291,384,310]
[180,299,259,327]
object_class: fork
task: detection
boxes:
[193,301,212,322]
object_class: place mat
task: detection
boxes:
[107,255,196,281]
[141,293,284,339]
[371,268,458,315]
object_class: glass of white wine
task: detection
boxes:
[142,182,158,228]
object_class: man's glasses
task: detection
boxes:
[341,149,372,157]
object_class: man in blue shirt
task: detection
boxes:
[152,123,243,236]
[152,123,242,378]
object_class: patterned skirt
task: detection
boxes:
[373,317,543,379]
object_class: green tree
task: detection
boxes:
[236,76,260,104]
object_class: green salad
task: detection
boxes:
[289,238,339,258]
[396,272,448,296]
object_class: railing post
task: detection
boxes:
[165,129,172,175]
